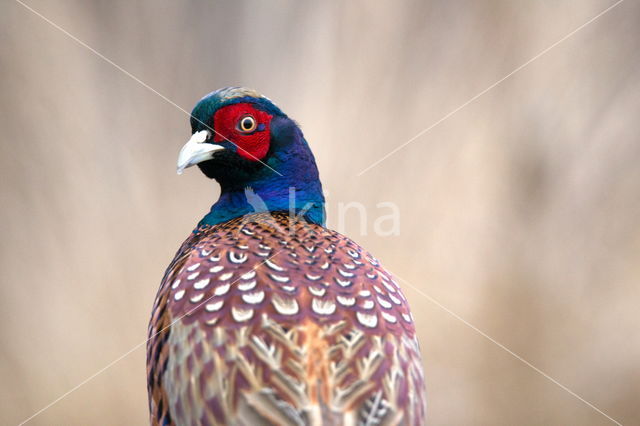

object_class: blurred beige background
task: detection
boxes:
[1,0,639,424]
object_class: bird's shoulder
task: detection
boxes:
[159,211,416,336]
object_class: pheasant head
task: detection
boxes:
[177,87,325,227]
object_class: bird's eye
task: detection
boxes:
[238,115,257,133]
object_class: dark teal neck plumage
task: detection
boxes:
[197,116,325,229]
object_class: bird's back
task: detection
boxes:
[147,212,426,425]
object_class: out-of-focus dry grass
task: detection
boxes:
[1,1,639,424]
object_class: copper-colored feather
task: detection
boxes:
[147,212,426,425]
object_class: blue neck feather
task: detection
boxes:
[198,116,325,228]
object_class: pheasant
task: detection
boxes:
[147,87,426,425]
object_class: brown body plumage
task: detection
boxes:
[147,212,426,425]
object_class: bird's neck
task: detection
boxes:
[198,124,325,229]
[199,182,325,228]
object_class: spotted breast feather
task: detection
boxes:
[147,212,426,425]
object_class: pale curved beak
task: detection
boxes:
[176,130,224,174]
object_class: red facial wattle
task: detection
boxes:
[212,103,272,161]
